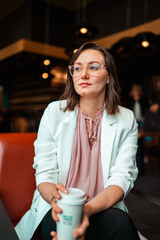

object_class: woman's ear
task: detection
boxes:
[107,77,109,84]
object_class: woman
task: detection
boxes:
[128,84,149,123]
[15,42,140,240]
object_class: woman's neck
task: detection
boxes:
[79,97,105,119]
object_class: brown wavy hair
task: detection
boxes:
[60,42,121,115]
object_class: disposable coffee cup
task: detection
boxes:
[56,187,87,240]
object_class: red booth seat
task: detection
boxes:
[0,133,37,227]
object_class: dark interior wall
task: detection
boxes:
[30,0,75,47]
[49,4,75,47]
[86,0,128,39]
[30,0,46,43]
[85,0,160,41]
[147,0,160,20]
[0,0,75,49]
[0,0,32,48]
[0,0,160,49]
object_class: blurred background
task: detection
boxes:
[0,0,160,132]
[0,1,160,239]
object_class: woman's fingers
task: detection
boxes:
[78,236,85,240]
[51,200,62,222]
[51,183,68,203]
[52,209,59,222]
[51,199,62,213]
[85,193,90,200]
[56,183,68,194]
[73,213,90,238]
[50,183,68,221]
[50,183,69,224]
[50,231,58,240]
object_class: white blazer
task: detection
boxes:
[15,100,138,240]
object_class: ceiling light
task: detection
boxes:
[73,48,78,53]
[141,40,149,48]
[42,73,49,79]
[132,32,158,57]
[43,59,50,66]
[80,27,88,34]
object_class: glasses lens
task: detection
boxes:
[69,65,74,76]
[88,63,102,76]
[69,63,104,77]
[69,64,83,76]
[74,64,83,76]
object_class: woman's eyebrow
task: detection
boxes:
[74,61,100,65]
[74,62,82,65]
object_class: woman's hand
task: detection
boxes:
[50,190,90,240]
[50,212,90,240]
[72,204,91,240]
[50,183,68,222]
[50,231,57,240]
[50,202,90,240]
[50,197,91,240]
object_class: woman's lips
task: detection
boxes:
[79,83,91,87]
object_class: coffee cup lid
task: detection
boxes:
[58,188,87,205]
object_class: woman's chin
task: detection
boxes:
[78,91,94,97]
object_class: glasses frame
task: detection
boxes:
[68,63,106,77]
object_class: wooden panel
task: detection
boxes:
[0,39,69,61]
[94,18,160,49]
[1,19,160,62]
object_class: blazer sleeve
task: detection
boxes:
[105,110,138,196]
[32,104,59,187]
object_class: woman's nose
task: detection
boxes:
[81,68,89,78]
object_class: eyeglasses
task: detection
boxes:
[68,62,106,77]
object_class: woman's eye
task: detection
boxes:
[89,64,100,70]
[75,66,82,71]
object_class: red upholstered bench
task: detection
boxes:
[0,133,37,228]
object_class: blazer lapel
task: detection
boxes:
[101,110,117,186]
[58,108,78,185]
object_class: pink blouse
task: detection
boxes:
[65,107,104,200]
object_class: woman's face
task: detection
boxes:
[72,49,109,99]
